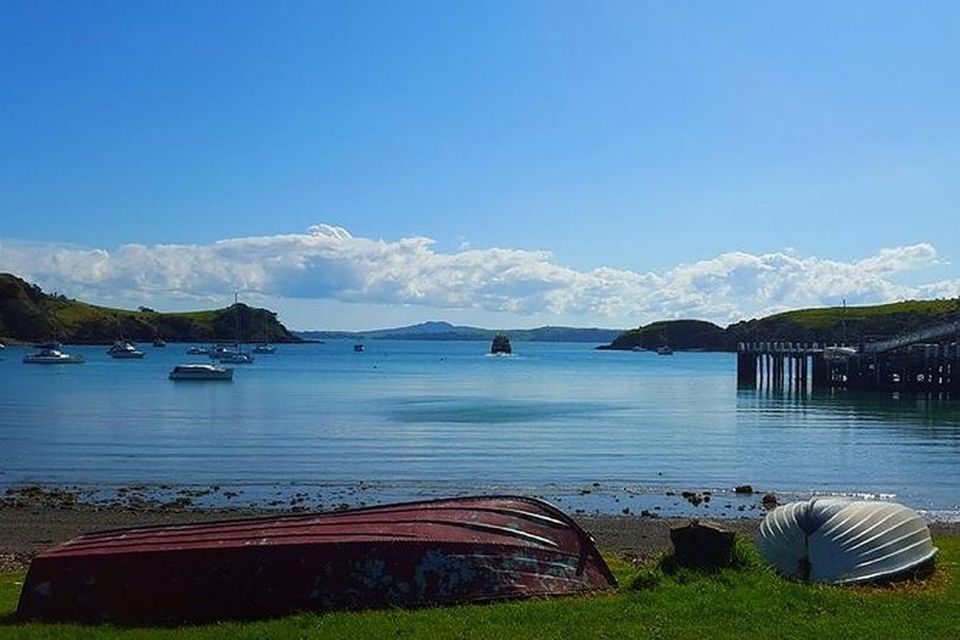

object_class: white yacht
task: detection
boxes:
[216,351,254,364]
[107,341,145,359]
[186,345,212,355]
[168,364,234,381]
[212,295,255,363]
[23,348,85,364]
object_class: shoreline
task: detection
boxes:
[3,490,959,574]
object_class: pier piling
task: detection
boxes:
[737,329,960,395]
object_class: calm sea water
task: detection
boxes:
[1,341,958,518]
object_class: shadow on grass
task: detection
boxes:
[629,536,943,594]
[0,612,23,627]
[629,536,770,591]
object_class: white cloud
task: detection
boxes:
[0,227,955,326]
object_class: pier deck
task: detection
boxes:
[736,320,960,394]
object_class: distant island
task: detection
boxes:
[598,299,960,352]
[0,273,300,344]
[294,321,623,343]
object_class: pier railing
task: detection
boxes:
[860,320,960,355]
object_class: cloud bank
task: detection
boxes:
[1,224,956,325]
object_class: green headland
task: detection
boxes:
[0,273,300,344]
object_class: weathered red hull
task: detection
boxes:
[16,496,616,624]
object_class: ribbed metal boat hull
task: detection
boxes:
[16,496,616,624]
[758,497,937,584]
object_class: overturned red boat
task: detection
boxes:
[17,495,616,624]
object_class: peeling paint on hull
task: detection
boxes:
[16,495,616,624]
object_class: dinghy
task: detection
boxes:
[757,497,937,584]
[16,495,616,624]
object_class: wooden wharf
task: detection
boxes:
[736,320,960,394]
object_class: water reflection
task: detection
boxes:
[738,387,960,436]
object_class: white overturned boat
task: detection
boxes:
[23,348,84,364]
[107,341,145,359]
[758,497,937,584]
[168,364,233,381]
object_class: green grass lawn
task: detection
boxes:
[1,538,956,639]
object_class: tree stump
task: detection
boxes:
[669,519,736,568]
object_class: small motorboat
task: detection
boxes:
[152,337,167,347]
[168,364,234,381]
[211,344,254,364]
[186,345,212,355]
[490,334,512,354]
[16,495,616,624]
[107,341,145,359]
[23,348,84,364]
[353,343,364,352]
[252,342,276,354]
[758,497,937,584]
[823,346,858,361]
[216,351,254,364]
[656,345,674,356]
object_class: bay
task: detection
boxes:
[1,341,957,518]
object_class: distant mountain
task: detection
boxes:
[295,322,623,343]
[0,273,301,344]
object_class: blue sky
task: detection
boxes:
[2,1,958,329]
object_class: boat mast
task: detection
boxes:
[841,298,847,346]
[234,292,241,350]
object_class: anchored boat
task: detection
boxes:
[107,341,145,359]
[16,495,616,624]
[168,364,234,381]
[22,348,84,364]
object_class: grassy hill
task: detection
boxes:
[602,299,960,351]
[601,320,728,351]
[726,299,960,345]
[0,273,300,344]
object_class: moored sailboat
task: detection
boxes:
[107,341,145,359]
[23,347,84,364]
